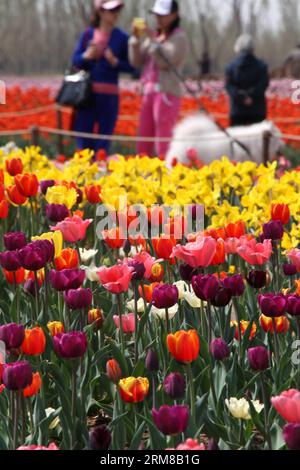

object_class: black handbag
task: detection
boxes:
[56,69,93,108]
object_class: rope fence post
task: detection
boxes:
[262,131,271,165]
[55,105,64,155]
[30,126,40,147]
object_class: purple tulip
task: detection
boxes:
[126,260,145,281]
[76,188,83,204]
[2,361,32,391]
[0,250,21,272]
[64,288,93,310]
[0,323,25,350]
[283,263,297,276]
[179,263,196,282]
[152,284,179,309]
[19,243,48,271]
[247,346,269,371]
[247,270,267,289]
[152,405,189,436]
[24,278,39,297]
[223,275,245,297]
[283,423,300,450]
[192,274,219,301]
[53,331,87,358]
[32,240,54,264]
[50,269,85,292]
[262,220,284,241]
[286,295,300,317]
[145,349,159,372]
[163,372,186,399]
[40,179,55,195]
[45,204,69,222]
[3,232,26,251]
[210,286,232,307]
[258,293,287,318]
[210,338,230,361]
[89,425,111,450]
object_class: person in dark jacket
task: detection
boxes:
[72,0,134,154]
[225,34,269,127]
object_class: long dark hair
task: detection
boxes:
[159,1,181,35]
[90,8,101,28]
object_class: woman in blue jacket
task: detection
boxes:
[72,0,133,154]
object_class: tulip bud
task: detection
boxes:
[88,308,104,331]
[262,220,284,241]
[3,232,26,251]
[283,423,300,450]
[47,321,65,337]
[247,346,269,371]
[210,338,230,361]
[283,263,297,276]
[123,239,131,256]
[152,284,179,309]
[210,286,232,307]
[89,425,111,450]
[223,275,245,297]
[40,180,55,196]
[0,323,25,350]
[145,349,159,372]
[247,270,267,289]
[106,359,122,384]
[179,263,196,282]
[2,361,32,391]
[163,372,186,399]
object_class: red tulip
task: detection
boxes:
[14,173,39,197]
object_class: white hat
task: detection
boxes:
[234,34,254,54]
[150,0,174,16]
[94,0,124,10]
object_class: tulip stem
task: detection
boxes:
[13,272,20,324]
[13,391,20,450]
[165,308,170,334]
[134,283,139,364]
[233,297,242,361]
[186,363,195,422]
[152,375,156,409]
[71,361,78,450]
[272,318,280,366]
[260,373,272,450]
[34,271,40,323]
[29,198,35,237]
[207,301,213,345]
[117,294,125,355]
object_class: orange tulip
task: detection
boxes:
[225,221,246,239]
[3,267,25,285]
[23,372,42,398]
[103,227,125,249]
[152,235,177,260]
[259,314,290,334]
[14,173,39,198]
[149,263,165,282]
[139,282,161,303]
[6,185,27,206]
[47,321,65,337]
[54,248,79,270]
[21,327,46,356]
[231,320,257,340]
[204,227,227,240]
[5,158,23,177]
[118,377,149,403]
[211,239,225,265]
[106,359,122,384]
[0,200,9,219]
[85,184,102,204]
[271,203,290,225]
[167,330,200,363]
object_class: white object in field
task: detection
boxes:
[165,114,283,167]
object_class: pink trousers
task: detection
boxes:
[137,92,181,157]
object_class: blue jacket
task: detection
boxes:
[225,52,269,118]
[72,27,134,85]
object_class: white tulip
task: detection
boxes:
[81,265,99,282]
[184,291,202,308]
[225,397,264,420]
[151,304,178,320]
[79,248,98,264]
[127,297,146,313]
[173,280,188,300]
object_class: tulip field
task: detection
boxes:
[1,81,300,452]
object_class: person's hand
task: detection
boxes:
[244,96,253,106]
[83,43,100,60]
[104,48,119,67]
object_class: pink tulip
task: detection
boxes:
[271,389,300,423]
[133,251,160,279]
[237,239,272,266]
[224,237,241,254]
[98,264,133,294]
[113,313,135,333]
[17,443,59,450]
[288,249,300,272]
[51,215,92,243]
[172,236,217,268]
